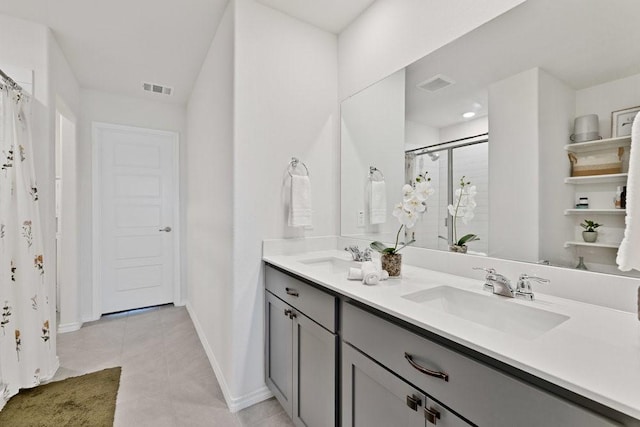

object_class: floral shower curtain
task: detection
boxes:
[0,83,55,409]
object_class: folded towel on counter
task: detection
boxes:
[617,112,640,271]
[346,264,389,284]
[288,175,312,227]
[361,261,383,285]
[347,267,363,280]
[369,181,387,224]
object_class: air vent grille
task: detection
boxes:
[142,82,173,96]
[417,74,455,92]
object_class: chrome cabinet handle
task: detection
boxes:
[404,352,449,382]
[159,226,172,232]
[283,308,296,319]
[285,288,299,297]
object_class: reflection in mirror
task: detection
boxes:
[340,0,640,277]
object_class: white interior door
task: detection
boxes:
[94,123,178,314]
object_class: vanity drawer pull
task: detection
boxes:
[404,352,449,382]
[285,287,299,297]
[424,407,441,424]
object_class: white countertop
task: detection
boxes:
[263,249,640,421]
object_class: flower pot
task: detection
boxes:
[449,244,468,254]
[582,231,597,243]
[381,253,402,277]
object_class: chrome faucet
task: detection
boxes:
[344,246,372,262]
[515,274,550,301]
[473,267,515,298]
[474,268,550,300]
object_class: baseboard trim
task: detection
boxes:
[185,302,273,413]
[57,322,83,333]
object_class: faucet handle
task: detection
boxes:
[515,274,549,301]
[474,267,497,293]
[473,267,496,274]
[518,274,549,284]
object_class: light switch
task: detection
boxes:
[357,211,365,227]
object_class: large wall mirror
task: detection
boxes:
[341,0,640,277]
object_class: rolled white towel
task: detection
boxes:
[347,268,363,281]
[381,270,389,280]
[361,261,381,285]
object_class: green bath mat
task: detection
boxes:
[0,367,121,426]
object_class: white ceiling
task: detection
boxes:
[405,0,640,129]
[0,0,228,104]
[256,0,376,34]
[0,0,373,104]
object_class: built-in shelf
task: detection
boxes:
[564,136,631,153]
[564,209,626,215]
[564,241,620,249]
[564,173,628,185]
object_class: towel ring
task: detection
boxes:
[288,157,309,177]
[369,166,384,181]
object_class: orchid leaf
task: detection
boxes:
[370,241,389,253]
[457,234,479,246]
[394,239,416,253]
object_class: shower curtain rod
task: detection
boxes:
[0,68,23,91]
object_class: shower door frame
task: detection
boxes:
[405,133,489,246]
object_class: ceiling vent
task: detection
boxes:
[142,82,173,96]
[417,74,455,93]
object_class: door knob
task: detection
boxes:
[159,226,172,232]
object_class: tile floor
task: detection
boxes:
[53,304,294,427]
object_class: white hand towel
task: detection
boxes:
[617,112,640,271]
[289,175,312,227]
[370,181,387,225]
[361,261,381,285]
[347,268,363,280]
[347,267,389,282]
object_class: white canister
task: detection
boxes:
[570,114,601,143]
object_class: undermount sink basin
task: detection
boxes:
[299,257,360,274]
[402,286,569,340]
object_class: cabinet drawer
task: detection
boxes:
[343,303,617,427]
[265,265,336,332]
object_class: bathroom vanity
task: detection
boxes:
[263,246,640,426]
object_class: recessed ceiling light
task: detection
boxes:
[462,111,476,118]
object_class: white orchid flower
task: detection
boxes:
[402,184,414,201]
[392,203,404,218]
[461,208,475,224]
[404,196,426,213]
[398,209,418,228]
[414,181,434,202]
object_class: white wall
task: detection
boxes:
[337,0,526,100]
[232,0,338,405]
[488,68,540,262]
[185,0,236,407]
[78,89,187,320]
[576,72,640,140]
[341,69,405,240]
[405,120,438,151]
[537,69,575,268]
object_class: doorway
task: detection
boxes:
[92,123,180,316]
[55,101,81,333]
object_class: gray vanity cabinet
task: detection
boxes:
[265,266,337,427]
[265,291,294,412]
[342,302,619,427]
[342,342,469,427]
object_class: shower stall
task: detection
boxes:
[405,133,489,254]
